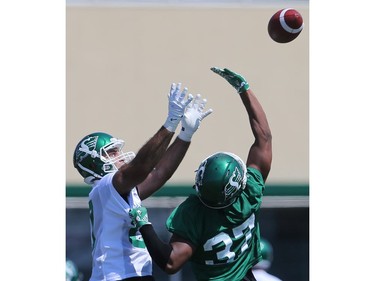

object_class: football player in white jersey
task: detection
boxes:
[73,83,212,281]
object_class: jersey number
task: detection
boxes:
[203,214,255,265]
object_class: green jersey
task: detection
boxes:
[166,167,265,281]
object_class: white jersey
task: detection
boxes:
[88,173,152,281]
[253,269,282,281]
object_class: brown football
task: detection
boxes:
[268,8,304,43]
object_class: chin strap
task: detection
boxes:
[84,176,100,185]
[77,163,102,182]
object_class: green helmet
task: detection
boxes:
[194,152,247,209]
[73,132,135,185]
[254,238,274,270]
[66,259,83,281]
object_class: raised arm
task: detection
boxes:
[138,94,213,200]
[211,67,272,181]
[112,83,193,196]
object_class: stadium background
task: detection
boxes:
[66,1,309,280]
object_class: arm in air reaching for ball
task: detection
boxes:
[137,93,213,199]
[211,67,272,181]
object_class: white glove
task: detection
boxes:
[164,83,194,132]
[178,94,213,142]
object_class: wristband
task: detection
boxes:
[178,126,193,142]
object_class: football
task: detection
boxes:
[268,8,304,43]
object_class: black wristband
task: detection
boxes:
[140,224,173,270]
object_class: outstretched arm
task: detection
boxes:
[240,88,272,181]
[137,137,188,200]
[211,67,272,181]
[138,94,213,200]
[113,127,174,196]
[112,83,193,196]
[129,207,195,274]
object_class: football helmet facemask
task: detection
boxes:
[73,132,135,185]
[194,152,247,209]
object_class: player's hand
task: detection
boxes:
[129,206,151,229]
[164,83,194,132]
[178,94,213,142]
[210,67,250,94]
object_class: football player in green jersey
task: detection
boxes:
[129,67,272,281]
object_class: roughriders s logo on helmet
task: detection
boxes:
[76,135,99,161]
[224,167,242,200]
